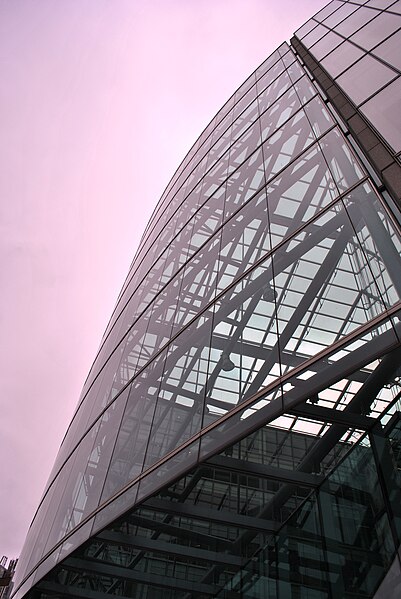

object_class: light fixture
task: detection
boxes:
[221,352,235,372]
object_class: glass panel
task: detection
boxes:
[12,525,36,588]
[32,547,61,586]
[367,0,399,7]
[321,41,365,78]
[256,52,280,82]
[273,200,389,377]
[267,142,338,249]
[282,326,399,419]
[232,82,257,124]
[172,186,201,236]
[361,76,401,151]
[186,185,225,254]
[276,495,329,598]
[257,69,292,115]
[198,148,230,207]
[256,57,286,96]
[159,217,194,277]
[231,97,259,143]
[371,424,401,541]
[309,30,343,60]
[108,309,154,398]
[114,250,172,343]
[373,555,401,599]
[55,521,93,567]
[314,0,345,23]
[199,386,282,461]
[172,230,222,335]
[213,94,235,132]
[16,484,59,584]
[202,258,281,428]
[373,29,401,70]
[336,6,378,37]
[12,574,36,599]
[224,145,265,220]
[302,23,329,48]
[235,70,257,102]
[204,120,233,179]
[281,49,296,68]
[320,440,396,598]
[343,182,401,307]
[388,0,401,13]
[259,86,302,143]
[100,349,168,503]
[228,118,262,175]
[263,108,316,183]
[304,95,335,137]
[318,128,365,193]
[336,54,395,105]
[142,316,213,468]
[220,189,270,288]
[137,440,199,504]
[323,1,359,27]
[286,60,306,85]
[49,373,106,484]
[294,75,317,105]
[41,426,100,557]
[351,10,401,50]
[92,481,139,535]
[295,18,318,40]
[92,306,129,381]
[61,387,130,533]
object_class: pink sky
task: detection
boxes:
[0,0,325,560]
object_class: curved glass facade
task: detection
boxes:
[13,2,401,598]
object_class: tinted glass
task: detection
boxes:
[336,54,395,105]
[361,76,401,150]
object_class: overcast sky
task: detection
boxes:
[0,0,325,560]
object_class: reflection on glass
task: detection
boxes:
[318,128,364,193]
[267,142,338,248]
[100,350,167,503]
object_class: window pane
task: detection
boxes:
[367,0,399,9]
[323,1,359,28]
[336,54,395,105]
[295,18,318,40]
[267,142,338,248]
[336,7,377,37]
[373,29,401,70]
[302,23,329,47]
[361,76,401,151]
[314,0,344,23]
[321,41,365,78]
[318,128,364,193]
[350,11,401,50]
[310,30,343,60]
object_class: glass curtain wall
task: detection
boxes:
[13,3,401,599]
